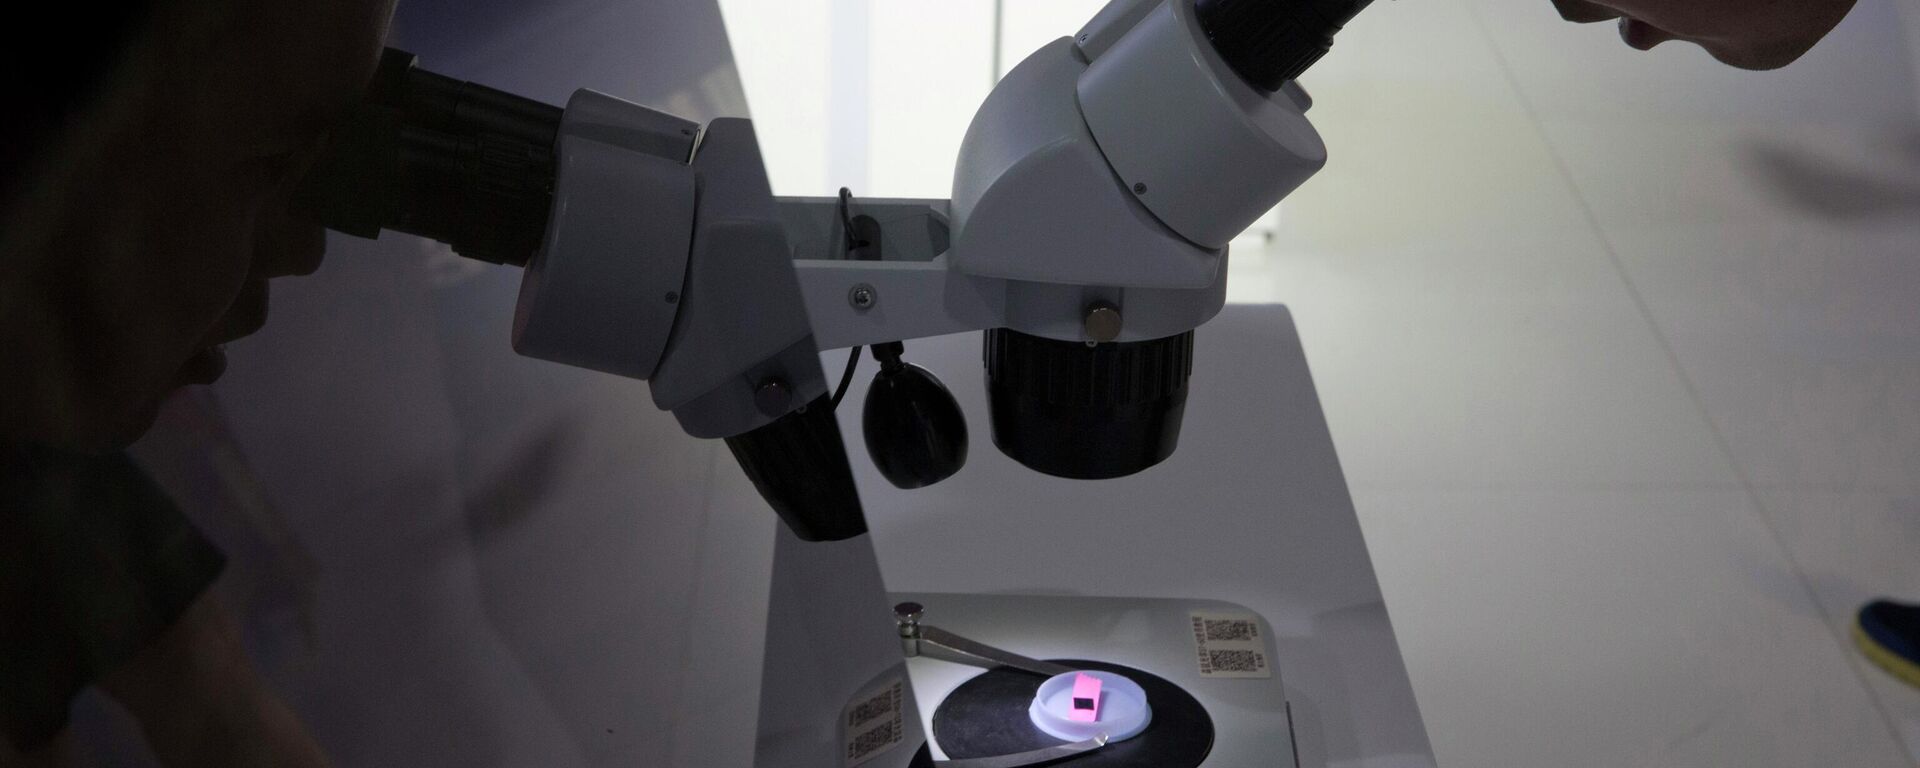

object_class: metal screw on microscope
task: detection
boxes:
[849,283,877,310]
[894,602,925,638]
[1084,302,1123,344]
[754,377,793,417]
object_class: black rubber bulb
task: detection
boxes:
[862,343,968,489]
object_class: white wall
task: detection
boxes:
[867,2,997,197]
[719,0,1004,198]
[1898,0,1920,114]
[719,0,1288,246]
[714,0,838,194]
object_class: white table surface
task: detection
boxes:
[111,238,1429,768]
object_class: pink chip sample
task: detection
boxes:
[1068,672,1103,723]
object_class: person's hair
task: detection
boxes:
[1,1,157,208]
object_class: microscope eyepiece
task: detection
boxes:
[984,329,1195,480]
[1194,0,1376,91]
[295,49,562,267]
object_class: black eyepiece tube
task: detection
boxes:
[1194,0,1378,91]
[384,124,555,267]
[295,48,562,267]
[369,49,564,149]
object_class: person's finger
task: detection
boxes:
[1618,17,1679,51]
[1550,0,1621,24]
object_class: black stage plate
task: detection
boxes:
[931,659,1212,767]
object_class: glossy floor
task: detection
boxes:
[1223,0,1920,765]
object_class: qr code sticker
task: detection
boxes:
[843,677,903,767]
[1191,611,1272,678]
[1203,619,1259,642]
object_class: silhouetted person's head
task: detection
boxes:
[1551,0,1857,69]
[1,0,394,451]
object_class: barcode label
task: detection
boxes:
[848,691,895,728]
[1203,618,1259,642]
[843,677,904,766]
[1207,649,1265,672]
[1191,611,1272,678]
[850,721,897,761]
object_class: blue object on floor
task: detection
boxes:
[1855,599,1920,689]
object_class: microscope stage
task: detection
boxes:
[892,592,1300,767]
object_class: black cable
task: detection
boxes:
[831,186,863,411]
[837,187,852,253]
[831,346,863,410]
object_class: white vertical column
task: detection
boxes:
[996,0,1109,76]
[1896,0,1920,117]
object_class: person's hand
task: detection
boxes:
[0,0,395,452]
[1549,0,1857,70]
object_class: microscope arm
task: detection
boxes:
[298,0,1374,540]
[299,51,866,541]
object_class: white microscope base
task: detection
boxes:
[852,306,1435,767]
[893,592,1298,767]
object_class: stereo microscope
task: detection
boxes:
[297,0,1377,764]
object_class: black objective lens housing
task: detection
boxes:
[725,395,869,542]
[984,329,1195,480]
